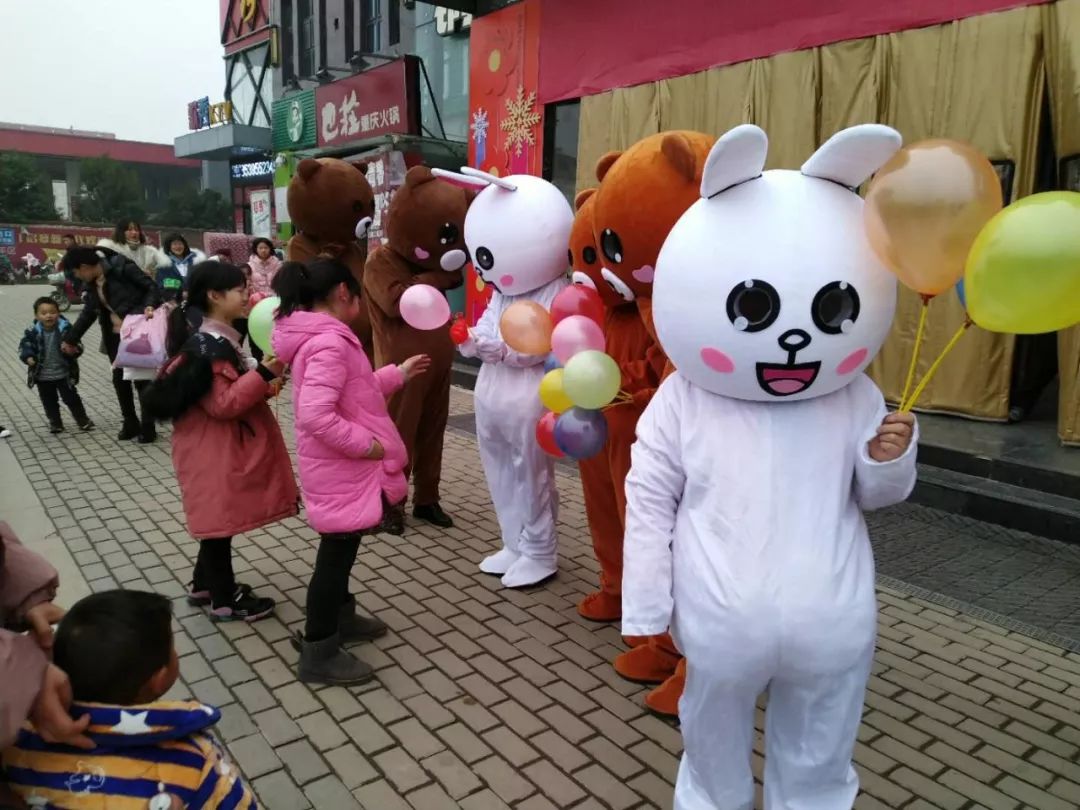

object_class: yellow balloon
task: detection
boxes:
[562,350,620,409]
[964,191,1080,334]
[864,139,1003,296]
[539,369,574,413]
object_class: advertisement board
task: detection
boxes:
[314,57,421,148]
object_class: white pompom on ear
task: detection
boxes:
[701,125,768,199]
[801,124,902,189]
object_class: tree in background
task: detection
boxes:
[153,186,233,229]
[0,152,59,222]
[75,156,145,223]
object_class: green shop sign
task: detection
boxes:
[272,91,317,151]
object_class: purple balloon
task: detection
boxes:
[553,407,608,460]
[543,353,561,373]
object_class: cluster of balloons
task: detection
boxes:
[500,286,620,460]
[865,139,1080,335]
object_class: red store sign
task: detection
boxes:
[315,57,421,148]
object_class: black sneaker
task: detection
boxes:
[117,422,140,440]
[78,420,95,432]
[413,502,454,528]
[137,431,157,444]
[187,580,253,607]
[49,423,64,434]
[209,585,275,623]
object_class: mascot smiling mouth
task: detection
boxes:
[756,361,821,397]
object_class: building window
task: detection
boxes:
[362,0,381,53]
[298,0,315,77]
[389,0,400,46]
[544,101,581,205]
[318,0,327,68]
[281,0,295,80]
[344,0,355,58]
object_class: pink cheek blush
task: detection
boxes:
[700,347,735,374]
[499,274,515,287]
[414,247,430,260]
[836,348,869,376]
[632,265,655,284]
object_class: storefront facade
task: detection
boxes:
[460,0,1080,444]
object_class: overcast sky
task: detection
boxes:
[0,0,224,144]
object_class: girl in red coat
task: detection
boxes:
[145,261,298,622]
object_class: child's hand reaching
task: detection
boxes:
[400,354,431,381]
[868,411,916,463]
[262,357,285,378]
[365,439,385,459]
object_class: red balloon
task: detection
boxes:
[535,411,564,457]
[551,285,605,327]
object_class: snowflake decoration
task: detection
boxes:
[471,108,489,145]
[500,85,541,157]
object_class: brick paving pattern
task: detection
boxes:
[1,285,1079,809]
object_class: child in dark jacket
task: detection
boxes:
[2,589,259,809]
[18,297,94,434]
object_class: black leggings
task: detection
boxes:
[194,537,235,607]
[304,533,363,642]
[37,378,88,425]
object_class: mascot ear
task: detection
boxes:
[595,151,623,182]
[297,158,322,182]
[661,133,703,183]
[463,187,478,204]
[801,124,902,190]
[700,124,768,199]
[575,188,597,211]
[405,166,436,188]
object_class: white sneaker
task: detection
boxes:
[479,547,519,576]
[0,427,10,439]
[500,556,557,589]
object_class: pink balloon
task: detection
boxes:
[550,314,605,364]
[400,284,451,330]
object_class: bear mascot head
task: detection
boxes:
[385,166,475,278]
[287,158,375,248]
[569,188,624,310]
[653,124,902,402]
[591,131,715,312]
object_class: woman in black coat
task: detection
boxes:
[62,246,162,443]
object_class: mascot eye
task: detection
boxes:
[475,247,494,270]
[601,229,623,264]
[726,279,781,333]
[811,281,860,334]
[438,223,459,245]
[583,246,597,265]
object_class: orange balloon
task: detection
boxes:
[499,301,553,355]
[864,139,1003,296]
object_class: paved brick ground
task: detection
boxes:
[2,285,1080,810]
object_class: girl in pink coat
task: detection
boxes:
[271,259,429,685]
[144,261,297,623]
[247,238,282,297]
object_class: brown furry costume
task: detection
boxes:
[363,167,473,520]
[286,158,376,361]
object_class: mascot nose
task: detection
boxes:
[778,328,812,355]
[440,249,468,272]
[354,217,373,240]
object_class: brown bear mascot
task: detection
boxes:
[286,157,376,362]
[363,166,474,528]
[591,130,715,717]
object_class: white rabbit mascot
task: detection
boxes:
[621,124,919,810]
[433,167,572,588]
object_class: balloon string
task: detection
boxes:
[900,320,972,414]
[899,297,930,411]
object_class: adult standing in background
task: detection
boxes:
[98,220,170,278]
[156,233,205,303]
[61,246,162,443]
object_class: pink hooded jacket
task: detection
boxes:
[271,310,408,534]
[247,254,282,296]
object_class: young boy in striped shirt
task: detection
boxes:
[3,590,257,809]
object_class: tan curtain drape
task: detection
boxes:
[867,7,1044,420]
[749,50,820,169]
[1044,0,1080,445]
[818,37,888,138]
[659,60,754,134]
[575,84,663,192]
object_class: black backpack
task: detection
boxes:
[142,332,244,422]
